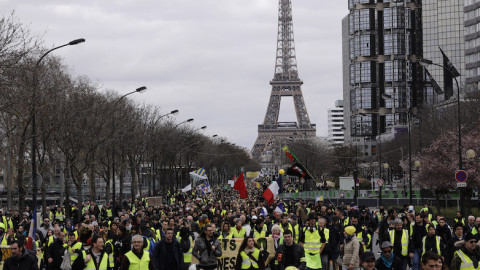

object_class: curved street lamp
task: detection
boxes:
[112,86,147,205]
[32,38,85,217]
[175,118,194,128]
[194,126,207,132]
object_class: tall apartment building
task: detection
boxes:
[327,100,345,145]
[465,0,480,90]
[345,0,425,154]
[423,0,465,100]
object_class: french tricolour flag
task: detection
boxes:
[263,175,283,205]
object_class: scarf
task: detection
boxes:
[381,252,394,268]
[344,234,354,243]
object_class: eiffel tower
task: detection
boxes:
[252,0,316,164]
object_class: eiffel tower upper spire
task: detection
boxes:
[274,0,300,82]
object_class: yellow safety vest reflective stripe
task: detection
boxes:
[240,248,260,269]
[456,249,480,270]
[303,228,322,254]
[125,250,150,270]
[82,250,109,270]
[293,224,300,242]
[105,240,115,268]
[55,211,64,221]
[389,229,409,256]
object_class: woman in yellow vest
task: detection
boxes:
[235,236,265,270]
[218,222,233,240]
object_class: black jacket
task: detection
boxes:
[375,256,404,270]
[3,250,39,270]
[274,243,306,270]
[153,239,184,270]
[45,238,65,269]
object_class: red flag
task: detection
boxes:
[233,172,248,199]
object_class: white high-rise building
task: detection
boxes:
[327,100,345,145]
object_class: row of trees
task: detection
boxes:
[0,13,258,218]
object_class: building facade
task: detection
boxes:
[327,100,345,145]
[345,0,425,155]
[423,0,465,100]
[465,0,480,90]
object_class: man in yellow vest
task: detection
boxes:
[250,218,268,238]
[176,226,194,270]
[122,234,154,269]
[71,234,110,270]
[232,219,247,238]
[388,219,410,269]
[422,224,444,257]
[300,213,326,270]
[318,218,330,270]
[450,233,480,270]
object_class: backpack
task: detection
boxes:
[180,236,191,253]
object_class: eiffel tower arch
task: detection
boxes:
[252,0,316,168]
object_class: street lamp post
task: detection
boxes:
[112,86,147,206]
[32,38,85,218]
[418,58,464,213]
[381,93,413,205]
[175,118,194,128]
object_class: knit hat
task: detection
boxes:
[345,226,356,236]
[465,233,479,242]
[361,251,376,262]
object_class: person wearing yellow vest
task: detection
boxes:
[280,214,295,241]
[388,219,410,269]
[46,231,66,269]
[176,226,194,270]
[300,213,325,270]
[55,206,65,224]
[232,219,247,238]
[291,215,300,243]
[250,218,268,238]
[121,234,154,270]
[2,212,13,230]
[234,236,266,270]
[71,234,110,270]
[0,223,10,245]
[422,224,444,257]
[455,211,466,226]
[68,232,84,267]
[218,223,233,240]
[450,232,480,270]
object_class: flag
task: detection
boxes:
[286,162,312,179]
[439,47,460,77]
[27,204,37,250]
[260,208,267,217]
[234,172,248,199]
[425,68,443,94]
[439,47,460,100]
[263,175,283,205]
[282,146,298,162]
[181,184,192,193]
[196,181,211,195]
[190,168,208,186]
[275,203,286,214]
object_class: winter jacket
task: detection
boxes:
[153,239,184,270]
[192,236,222,268]
[342,238,360,268]
[274,243,306,270]
[3,250,39,270]
[375,255,404,270]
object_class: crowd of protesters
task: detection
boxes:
[0,184,479,270]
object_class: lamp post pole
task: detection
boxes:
[32,38,85,219]
[112,86,147,207]
[419,58,463,214]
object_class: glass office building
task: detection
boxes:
[346,0,425,146]
[423,0,465,101]
[465,0,480,90]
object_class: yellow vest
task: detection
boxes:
[293,224,300,243]
[176,233,194,263]
[303,228,322,254]
[456,249,480,270]
[0,235,8,245]
[240,248,260,269]
[105,240,115,268]
[455,218,466,226]
[55,211,64,222]
[232,227,247,238]
[253,225,267,238]
[82,250,109,270]
[422,236,441,256]
[69,242,83,265]
[389,229,409,256]
[125,250,150,270]
[106,208,113,218]
[218,232,233,240]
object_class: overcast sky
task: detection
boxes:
[1,0,348,149]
